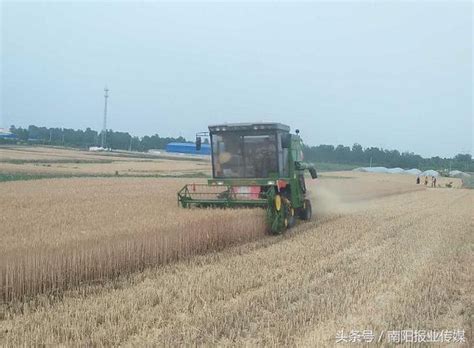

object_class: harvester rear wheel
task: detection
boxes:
[299,199,312,221]
[287,207,296,228]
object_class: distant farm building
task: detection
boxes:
[0,129,18,140]
[166,142,211,155]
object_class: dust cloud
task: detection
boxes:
[307,186,348,217]
[306,180,371,219]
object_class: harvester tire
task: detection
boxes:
[299,199,312,221]
[267,206,285,234]
[287,207,296,228]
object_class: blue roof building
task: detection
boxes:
[0,130,18,140]
[166,142,211,155]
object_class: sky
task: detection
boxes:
[1,1,472,158]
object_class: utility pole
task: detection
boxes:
[369,156,373,168]
[101,87,109,148]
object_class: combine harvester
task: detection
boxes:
[178,123,317,234]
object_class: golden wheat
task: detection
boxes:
[0,178,265,301]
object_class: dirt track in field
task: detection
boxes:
[1,172,471,346]
[0,146,211,176]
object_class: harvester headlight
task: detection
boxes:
[267,180,275,185]
[217,181,224,185]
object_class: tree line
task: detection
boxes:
[302,143,472,172]
[7,125,187,152]
[4,125,473,171]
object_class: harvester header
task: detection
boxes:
[178,122,317,234]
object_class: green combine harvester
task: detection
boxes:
[177,122,317,234]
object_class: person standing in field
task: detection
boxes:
[433,176,437,187]
[425,176,428,185]
[416,176,420,184]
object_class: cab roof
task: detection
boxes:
[208,122,290,133]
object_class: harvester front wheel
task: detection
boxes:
[267,194,286,234]
[299,199,312,221]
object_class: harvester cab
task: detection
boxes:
[177,123,317,234]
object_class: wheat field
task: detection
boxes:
[0,149,471,346]
[0,146,211,176]
[0,178,265,302]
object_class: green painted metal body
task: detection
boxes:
[177,123,316,233]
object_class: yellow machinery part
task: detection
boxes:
[275,195,282,211]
